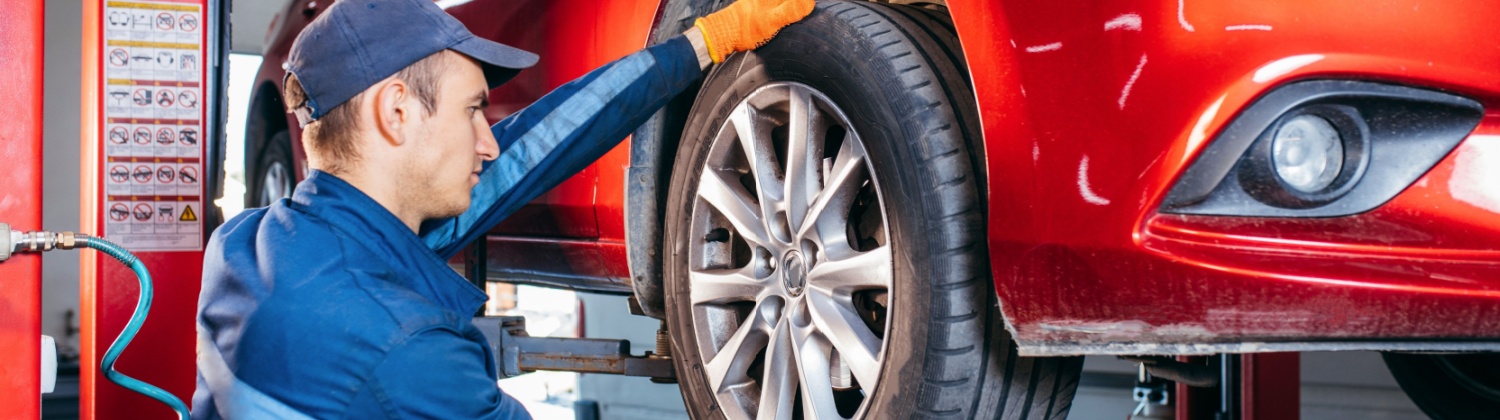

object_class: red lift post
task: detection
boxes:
[0,0,46,416]
[82,0,223,417]
[1176,354,1301,420]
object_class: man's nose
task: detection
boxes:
[476,122,499,161]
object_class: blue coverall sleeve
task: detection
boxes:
[421,36,702,257]
[360,328,533,419]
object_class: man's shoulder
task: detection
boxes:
[205,202,458,336]
[208,202,347,267]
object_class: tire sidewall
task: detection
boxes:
[1384,352,1500,419]
[248,131,293,208]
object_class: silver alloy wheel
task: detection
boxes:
[259,160,290,207]
[688,82,892,419]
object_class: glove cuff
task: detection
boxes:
[696,15,739,64]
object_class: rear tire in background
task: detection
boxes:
[1384,352,1500,419]
[246,130,294,208]
[661,2,1082,418]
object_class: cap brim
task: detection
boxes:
[451,36,539,89]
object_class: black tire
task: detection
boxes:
[1384,352,1500,419]
[662,2,1082,418]
[246,130,295,208]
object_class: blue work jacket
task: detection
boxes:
[193,36,700,419]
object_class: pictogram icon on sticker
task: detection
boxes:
[109,165,130,183]
[109,127,129,144]
[133,165,154,183]
[179,128,199,146]
[178,166,199,185]
[179,14,199,32]
[133,203,152,221]
[156,89,175,107]
[156,12,175,30]
[157,127,176,145]
[109,49,129,67]
[157,165,176,184]
[134,127,152,145]
[109,203,130,221]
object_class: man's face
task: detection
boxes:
[402,54,498,220]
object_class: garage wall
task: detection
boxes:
[42,0,85,362]
[229,0,283,54]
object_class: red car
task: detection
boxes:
[245,0,1500,418]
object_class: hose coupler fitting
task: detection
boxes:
[18,230,59,253]
[0,223,80,261]
[56,232,78,250]
[1,223,15,261]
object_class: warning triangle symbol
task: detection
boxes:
[180,205,198,222]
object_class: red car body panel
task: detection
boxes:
[252,0,648,285]
[445,0,651,286]
[252,0,1500,354]
[948,0,1500,352]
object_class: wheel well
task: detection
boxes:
[244,81,291,207]
[247,84,289,164]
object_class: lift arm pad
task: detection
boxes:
[473,316,676,380]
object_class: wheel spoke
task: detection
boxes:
[756,319,798,420]
[704,297,780,395]
[690,267,764,306]
[730,104,784,206]
[798,140,867,245]
[791,320,845,419]
[784,87,821,233]
[697,168,771,247]
[806,292,882,392]
[808,245,892,294]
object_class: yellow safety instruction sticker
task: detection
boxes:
[101,0,206,251]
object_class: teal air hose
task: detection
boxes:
[77,234,191,420]
[3,226,189,417]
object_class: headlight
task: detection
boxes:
[1272,114,1343,193]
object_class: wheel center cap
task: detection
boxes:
[782,251,807,295]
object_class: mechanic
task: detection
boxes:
[191,0,811,418]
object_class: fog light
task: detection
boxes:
[1272,114,1343,193]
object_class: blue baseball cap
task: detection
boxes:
[284,0,538,126]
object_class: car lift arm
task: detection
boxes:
[473,316,675,380]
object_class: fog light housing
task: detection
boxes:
[1159,79,1484,217]
[1238,104,1369,209]
[1272,114,1343,193]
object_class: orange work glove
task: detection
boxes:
[694,0,815,63]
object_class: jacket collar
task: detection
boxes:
[289,170,487,316]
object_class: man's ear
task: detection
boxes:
[371,78,413,146]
